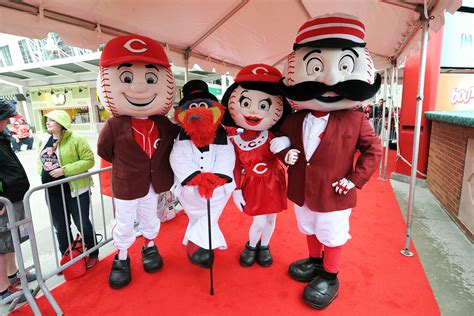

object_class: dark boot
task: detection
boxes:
[239,242,258,267]
[288,256,323,282]
[188,247,214,269]
[256,242,273,267]
[303,270,339,309]
[142,245,163,273]
[109,255,131,289]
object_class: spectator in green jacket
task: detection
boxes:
[0,99,35,303]
[37,110,99,269]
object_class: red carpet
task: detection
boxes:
[13,150,439,315]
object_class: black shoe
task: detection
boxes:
[303,273,339,309]
[239,242,257,267]
[288,257,323,282]
[142,245,163,273]
[256,243,273,267]
[109,255,131,289]
[188,247,214,269]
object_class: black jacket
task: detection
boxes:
[0,130,30,203]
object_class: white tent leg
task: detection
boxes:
[378,68,389,179]
[184,50,190,84]
[383,64,396,178]
[401,18,430,257]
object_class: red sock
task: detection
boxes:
[143,238,154,248]
[307,235,323,258]
[323,245,343,273]
[186,241,199,256]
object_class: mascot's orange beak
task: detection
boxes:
[175,100,225,127]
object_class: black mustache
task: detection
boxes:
[280,73,381,102]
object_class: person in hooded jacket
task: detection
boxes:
[37,110,99,269]
[0,99,36,303]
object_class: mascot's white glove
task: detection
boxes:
[284,149,300,165]
[232,189,246,212]
[332,178,355,195]
[270,136,291,154]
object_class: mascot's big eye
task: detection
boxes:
[188,102,199,109]
[239,96,251,109]
[306,58,323,75]
[338,55,355,72]
[198,102,208,108]
[119,71,133,83]
[258,99,271,111]
[145,72,158,84]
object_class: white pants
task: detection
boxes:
[113,185,159,251]
[176,185,232,250]
[294,203,351,247]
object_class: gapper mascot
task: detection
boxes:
[97,34,178,289]
[170,80,235,271]
[273,14,383,309]
[221,64,291,267]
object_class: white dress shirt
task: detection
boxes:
[303,112,330,161]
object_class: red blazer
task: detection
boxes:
[97,115,179,200]
[277,110,382,212]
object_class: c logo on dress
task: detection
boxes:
[252,162,268,174]
[153,138,161,149]
[252,66,269,75]
[124,39,148,53]
[248,141,257,148]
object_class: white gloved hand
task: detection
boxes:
[331,178,355,195]
[270,136,291,154]
[232,189,246,212]
[284,149,300,165]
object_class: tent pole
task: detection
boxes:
[378,68,388,179]
[401,16,430,257]
[184,49,190,84]
[383,63,396,178]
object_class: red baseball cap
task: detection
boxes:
[294,13,366,50]
[100,34,171,68]
[235,64,282,83]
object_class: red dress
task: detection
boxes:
[231,130,287,216]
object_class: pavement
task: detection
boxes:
[2,133,473,315]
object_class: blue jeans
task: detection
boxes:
[11,137,34,151]
[47,185,99,258]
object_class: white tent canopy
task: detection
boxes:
[0,0,461,75]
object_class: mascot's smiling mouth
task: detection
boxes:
[244,116,263,126]
[315,92,343,103]
[123,94,157,107]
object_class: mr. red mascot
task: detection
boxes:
[272,14,383,309]
[97,35,178,289]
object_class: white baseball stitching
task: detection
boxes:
[100,66,119,116]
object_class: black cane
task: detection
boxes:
[207,198,214,295]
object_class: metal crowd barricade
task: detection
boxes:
[2,166,114,315]
[0,197,38,313]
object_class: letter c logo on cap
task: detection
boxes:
[252,66,269,75]
[124,39,148,53]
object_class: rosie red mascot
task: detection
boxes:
[222,64,291,268]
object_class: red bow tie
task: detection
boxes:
[312,111,328,118]
[240,130,260,141]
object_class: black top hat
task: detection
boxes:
[178,80,218,107]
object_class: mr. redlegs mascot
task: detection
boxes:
[170,80,235,269]
[272,14,382,309]
[97,34,178,289]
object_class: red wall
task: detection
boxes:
[395,29,444,178]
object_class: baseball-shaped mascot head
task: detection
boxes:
[97,34,175,117]
[222,64,291,132]
[281,13,381,112]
